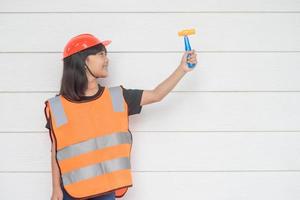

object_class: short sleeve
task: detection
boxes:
[44,100,51,130]
[44,101,55,150]
[44,95,59,131]
[120,85,144,116]
[45,120,50,130]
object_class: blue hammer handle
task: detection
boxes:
[184,36,196,68]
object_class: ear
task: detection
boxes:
[85,56,90,66]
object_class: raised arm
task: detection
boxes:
[140,50,197,106]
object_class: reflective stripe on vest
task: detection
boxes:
[48,96,68,127]
[62,156,131,185]
[108,86,124,112]
[57,131,132,161]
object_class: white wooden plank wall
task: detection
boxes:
[0,0,300,199]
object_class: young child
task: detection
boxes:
[44,33,197,200]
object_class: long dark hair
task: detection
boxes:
[59,43,107,101]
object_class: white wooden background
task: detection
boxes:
[0,0,300,199]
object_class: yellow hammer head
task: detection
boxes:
[178,28,196,36]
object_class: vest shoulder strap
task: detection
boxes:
[108,85,125,112]
[47,95,68,128]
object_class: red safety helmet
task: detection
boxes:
[63,33,112,59]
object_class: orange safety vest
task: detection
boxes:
[44,85,133,199]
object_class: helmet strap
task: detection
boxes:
[84,63,98,79]
[79,53,98,79]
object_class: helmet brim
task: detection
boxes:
[101,40,112,46]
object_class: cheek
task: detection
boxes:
[99,59,106,68]
[92,59,103,68]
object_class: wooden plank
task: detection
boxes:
[1,0,299,12]
[1,172,299,199]
[1,52,300,91]
[0,13,299,52]
[0,92,299,132]
[0,132,299,171]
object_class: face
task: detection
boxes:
[85,50,109,78]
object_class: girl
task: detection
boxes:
[44,33,197,200]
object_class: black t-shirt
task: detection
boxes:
[45,84,143,130]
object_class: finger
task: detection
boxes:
[189,53,196,58]
[190,54,196,59]
[188,57,197,61]
[188,52,195,57]
[188,59,197,64]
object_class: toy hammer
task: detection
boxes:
[178,28,196,68]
